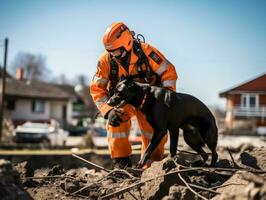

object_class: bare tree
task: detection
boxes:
[12,52,51,81]
[52,73,71,84]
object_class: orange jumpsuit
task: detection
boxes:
[90,42,178,164]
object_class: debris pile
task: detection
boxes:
[1,146,266,200]
[0,159,32,200]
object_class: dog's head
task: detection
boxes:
[107,78,140,108]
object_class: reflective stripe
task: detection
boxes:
[142,131,153,139]
[95,95,108,107]
[93,76,108,86]
[162,80,176,87]
[156,60,170,76]
[108,131,129,138]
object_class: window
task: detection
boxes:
[241,94,259,108]
[242,96,247,107]
[6,99,16,111]
[249,96,256,107]
[32,100,45,113]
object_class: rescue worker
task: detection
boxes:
[90,22,178,169]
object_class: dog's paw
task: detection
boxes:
[190,160,205,167]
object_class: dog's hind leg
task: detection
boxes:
[182,125,208,163]
[169,129,179,157]
[203,124,218,166]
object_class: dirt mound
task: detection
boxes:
[213,172,266,200]
[139,154,230,200]
[1,146,266,200]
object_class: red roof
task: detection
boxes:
[220,72,266,97]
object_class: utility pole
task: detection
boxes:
[0,38,8,143]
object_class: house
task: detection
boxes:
[0,69,76,128]
[219,72,266,134]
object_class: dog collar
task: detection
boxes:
[138,93,148,110]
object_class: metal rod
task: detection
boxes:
[72,153,111,172]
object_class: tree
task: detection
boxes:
[52,73,71,84]
[75,75,98,120]
[12,52,51,81]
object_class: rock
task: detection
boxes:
[48,165,64,176]
[240,147,266,170]
[14,161,36,186]
[240,144,255,152]
[167,185,195,200]
[60,179,80,193]
[65,169,77,177]
[140,157,183,200]
[14,161,34,178]
[101,179,114,188]
[0,159,32,200]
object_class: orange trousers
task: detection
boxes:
[106,105,168,164]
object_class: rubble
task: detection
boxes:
[1,145,266,200]
[239,147,266,170]
[0,159,32,200]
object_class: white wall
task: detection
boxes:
[10,99,73,124]
[49,100,73,123]
[50,100,63,122]
[11,99,50,120]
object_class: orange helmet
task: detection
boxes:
[102,22,133,52]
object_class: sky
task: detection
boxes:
[0,0,265,109]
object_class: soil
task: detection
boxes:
[1,145,266,200]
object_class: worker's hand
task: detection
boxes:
[107,108,124,127]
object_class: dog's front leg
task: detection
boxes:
[169,129,179,157]
[136,131,166,168]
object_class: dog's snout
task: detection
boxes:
[107,98,113,106]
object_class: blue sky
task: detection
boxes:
[0,0,265,108]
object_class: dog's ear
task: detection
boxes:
[120,75,133,83]
[125,77,135,87]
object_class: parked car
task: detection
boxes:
[68,125,89,136]
[13,122,68,147]
[87,126,108,148]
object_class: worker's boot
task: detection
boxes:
[112,157,132,169]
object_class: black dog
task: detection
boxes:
[107,79,218,168]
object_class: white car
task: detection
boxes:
[14,122,68,146]
[87,127,108,148]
